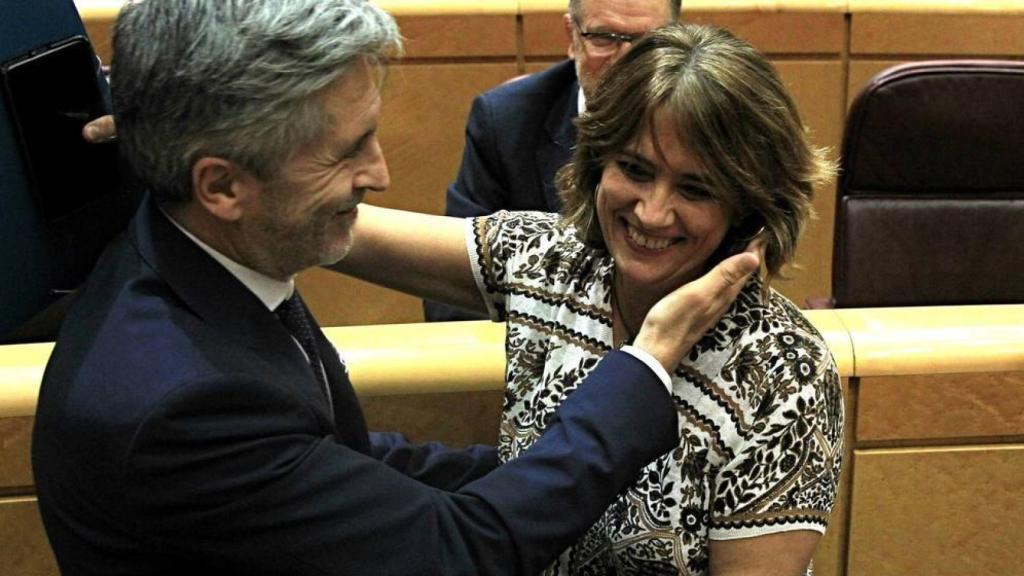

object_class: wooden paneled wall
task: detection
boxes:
[75,1,1024,327]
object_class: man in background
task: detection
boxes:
[426,0,681,321]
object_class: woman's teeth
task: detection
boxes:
[626,224,676,250]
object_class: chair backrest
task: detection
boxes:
[1,0,138,342]
[832,60,1024,308]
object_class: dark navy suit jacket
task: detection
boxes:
[32,197,677,575]
[425,60,578,321]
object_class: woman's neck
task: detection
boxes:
[611,273,661,348]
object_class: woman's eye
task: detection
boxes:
[677,184,713,200]
[616,160,652,181]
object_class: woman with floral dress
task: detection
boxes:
[338,22,843,576]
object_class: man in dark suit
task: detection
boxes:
[34,1,756,574]
[426,0,681,321]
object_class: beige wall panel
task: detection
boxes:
[857,371,1024,442]
[525,60,564,75]
[395,14,518,59]
[81,13,519,62]
[359,390,503,448]
[523,11,845,57]
[811,377,856,576]
[300,63,518,327]
[522,11,571,58]
[375,63,520,214]
[848,445,1024,576]
[0,497,58,576]
[683,12,845,54]
[0,417,33,491]
[850,13,1024,55]
[770,61,844,307]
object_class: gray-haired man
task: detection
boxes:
[37,1,755,574]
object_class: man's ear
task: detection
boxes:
[191,157,261,222]
[564,13,576,60]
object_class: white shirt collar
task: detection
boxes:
[161,210,294,311]
[577,85,587,116]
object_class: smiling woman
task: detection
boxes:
[464,23,841,575]
[335,21,841,576]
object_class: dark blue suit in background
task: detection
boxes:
[32,197,678,575]
[425,60,578,321]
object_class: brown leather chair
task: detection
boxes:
[823,60,1024,308]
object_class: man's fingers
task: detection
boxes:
[83,115,117,143]
[697,242,761,301]
[714,251,760,291]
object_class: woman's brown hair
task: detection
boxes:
[558,23,835,287]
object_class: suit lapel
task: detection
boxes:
[131,198,359,441]
[536,71,579,212]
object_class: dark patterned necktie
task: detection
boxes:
[275,292,333,407]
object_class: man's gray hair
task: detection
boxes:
[112,0,402,203]
[568,0,681,22]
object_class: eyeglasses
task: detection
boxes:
[572,17,642,55]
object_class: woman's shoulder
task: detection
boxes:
[474,210,602,265]
[732,281,830,352]
[689,278,836,385]
[471,210,610,292]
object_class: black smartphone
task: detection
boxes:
[1,36,118,221]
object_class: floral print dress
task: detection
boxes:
[467,211,844,576]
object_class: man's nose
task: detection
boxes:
[355,136,390,194]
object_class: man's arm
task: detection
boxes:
[125,351,676,575]
[368,431,499,490]
[128,252,758,575]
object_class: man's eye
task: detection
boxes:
[616,160,652,181]
[341,145,362,161]
[587,33,617,47]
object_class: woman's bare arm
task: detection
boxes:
[709,530,821,576]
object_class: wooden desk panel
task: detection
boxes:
[848,445,1024,576]
[0,417,33,492]
[360,390,503,448]
[857,372,1024,443]
[0,497,58,576]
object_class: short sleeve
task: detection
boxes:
[465,210,562,322]
[708,330,844,540]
